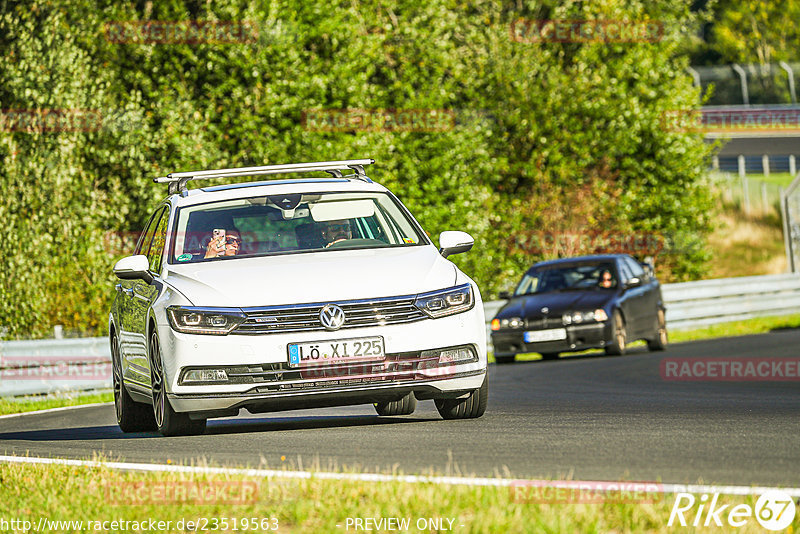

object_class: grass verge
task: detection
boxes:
[0,460,794,533]
[0,391,112,416]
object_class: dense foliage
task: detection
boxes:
[1,0,715,338]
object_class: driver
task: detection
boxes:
[320,219,352,247]
[598,269,615,288]
[204,228,241,258]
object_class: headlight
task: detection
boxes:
[167,306,246,335]
[414,284,474,318]
[491,317,524,330]
[562,309,608,325]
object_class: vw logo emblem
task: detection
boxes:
[541,307,549,314]
[319,304,346,331]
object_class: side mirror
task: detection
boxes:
[498,291,512,300]
[438,231,474,258]
[640,261,655,278]
[624,277,642,289]
[114,255,154,284]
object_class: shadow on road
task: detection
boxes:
[0,414,436,441]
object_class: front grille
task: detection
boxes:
[235,295,426,334]
[525,316,564,330]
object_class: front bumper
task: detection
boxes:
[491,321,610,355]
[157,307,487,414]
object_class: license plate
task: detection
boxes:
[524,328,567,343]
[288,336,385,368]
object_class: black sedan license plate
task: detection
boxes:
[288,336,385,368]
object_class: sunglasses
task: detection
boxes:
[225,236,241,245]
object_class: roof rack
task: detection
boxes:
[154,159,375,194]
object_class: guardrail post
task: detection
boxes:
[762,181,769,213]
[781,188,794,272]
[791,155,797,176]
[741,174,751,215]
[732,64,750,106]
[712,155,719,170]
[762,154,770,177]
[779,61,797,104]
[738,154,746,178]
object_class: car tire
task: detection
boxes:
[494,354,516,364]
[647,308,668,351]
[112,333,156,432]
[604,310,627,356]
[540,352,559,360]
[374,392,417,416]
[435,377,488,420]
[150,330,207,437]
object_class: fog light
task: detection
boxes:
[438,347,474,364]
[182,369,229,383]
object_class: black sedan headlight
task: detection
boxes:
[414,284,474,318]
[167,306,246,335]
[490,317,524,331]
[562,309,608,325]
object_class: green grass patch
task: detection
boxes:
[0,391,112,416]
[0,460,792,533]
[746,172,796,188]
[669,314,800,343]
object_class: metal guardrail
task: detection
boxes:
[2,273,799,397]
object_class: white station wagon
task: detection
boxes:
[110,159,488,435]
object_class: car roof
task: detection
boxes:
[166,176,390,208]
[530,254,629,269]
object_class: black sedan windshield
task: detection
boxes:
[514,262,617,295]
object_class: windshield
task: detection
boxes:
[514,262,618,295]
[169,191,427,263]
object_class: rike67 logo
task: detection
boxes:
[668,490,797,530]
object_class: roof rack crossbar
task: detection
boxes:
[154,159,375,192]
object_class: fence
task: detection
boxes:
[712,170,784,216]
[3,273,800,397]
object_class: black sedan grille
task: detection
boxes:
[525,316,564,330]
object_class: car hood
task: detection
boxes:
[498,290,614,318]
[163,246,457,307]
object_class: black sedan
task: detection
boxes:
[490,254,667,363]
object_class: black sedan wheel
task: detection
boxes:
[647,308,668,351]
[112,333,155,432]
[150,330,206,436]
[374,392,417,416]
[604,310,627,356]
[435,377,488,419]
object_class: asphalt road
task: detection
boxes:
[1,331,799,486]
